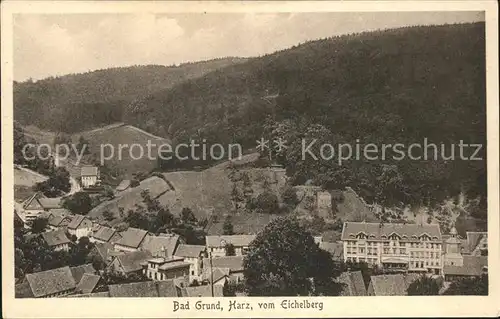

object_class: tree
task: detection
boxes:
[243,216,343,296]
[31,217,48,233]
[444,274,488,295]
[103,210,114,221]
[281,185,299,207]
[180,207,197,225]
[225,243,236,256]
[63,192,93,215]
[222,216,235,235]
[75,135,90,155]
[254,191,280,214]
[34,167,71,197]
[407,275,441,295]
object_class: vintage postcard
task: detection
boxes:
[2,1,499,318]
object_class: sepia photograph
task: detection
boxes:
[2,1,499,318]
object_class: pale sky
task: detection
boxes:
[14,11,484,81]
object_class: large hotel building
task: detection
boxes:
[341,222,443,274]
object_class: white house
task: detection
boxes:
[205,235,256,257]
[173,244,206,283]
[81,166,100,188]
[67,215,93,239]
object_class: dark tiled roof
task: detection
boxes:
[342,222,442,241]
[203,267,230,283]
[115,227,148,249]
[115,250,152,273]
[158,260,191,271]
[81,166,99,176]
[25,266,76,297]
[70,264,96,283]
[94,242,116,262]
[203,256,244,272]
[92,226,116,242]
[141,234,179,257]
[41,229,70,247]
[319,241,344,261]
[180,285,224,297]
[68,215,88,229]
[76,273,101,294]
[67,291,110,297]
[174,244,206,258]
[339,271,367,296]
[444,256,488,276]
[206,235,256,248]
[108,280,179,297]
[38,197,63,210]
[369,274,407,296]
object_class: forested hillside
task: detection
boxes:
[126,23,486,211]
[13,57,246,133]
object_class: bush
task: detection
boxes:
[254,191,280,214]
[130,179,140,188]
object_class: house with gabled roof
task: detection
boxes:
[206,235,256,257]
[443,255,488,282]
[90,225,117,244]
[16,266,77,298]
[341,221,443,274]
[20,192,63,225]
[46,209,73,231]
[41,229,71,251]
[144,256,191,287]
[174,244,206,283]
[202,255,244,284]
[140,233,180,257]
[108,250,152,276]
[81,165,100,189]
[67,215,93,239]
[113,227,149,252]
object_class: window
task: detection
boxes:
[191,271,194,275]
[400,249,405,254]
[154,273,157,280]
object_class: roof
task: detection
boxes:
[68,215,89,229]
[339,271,367,296]
[41,229,70,247]
[47,213,72,227]
[342,222,442,241]
[158,260,191,271]
[141,234,179,257]
[203,256,244,272]
[369,274,419,296]
[203,267,230,283]
[25,266,76,297]
[115,227,148,248]
[22,192,44,210]
[75,273,101,294]
[92,226,116,242]
[81,166,99,176]
[174,244,206,258]
[108,280,178,297]
[444,256,488,276]
[115,250,152,273]
[180,285,224,297]
[206,235,256,248]
[70,264,96,283]
[319,241,344,261]
[38,197,63,210]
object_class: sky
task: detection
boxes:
[14,11,484,81]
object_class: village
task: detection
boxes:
[14,161,488,298]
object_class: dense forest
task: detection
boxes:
[14,23,487,216]
[13,58,247,132]
[127,23,486,212]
